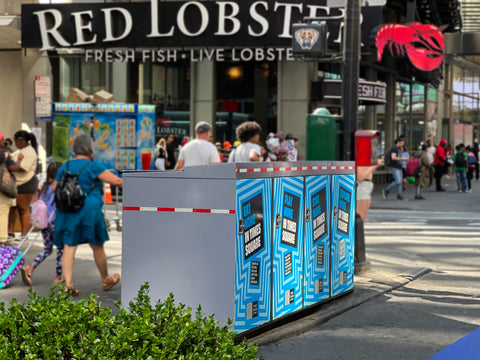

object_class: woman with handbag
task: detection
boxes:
[0,132,22,245]
[7,130,39,240]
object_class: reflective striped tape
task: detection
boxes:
[235,165,355,173]
[123,206,235,214]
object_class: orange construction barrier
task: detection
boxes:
[104,183,113,204]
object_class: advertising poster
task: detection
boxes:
[51,103,155,171]
[304,175,330,307]
[272,177,304,320]
[235,178,272,333]
[330,174,356,297]
[137,105,156,170]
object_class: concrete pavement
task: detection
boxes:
[0,174,476,342]
[250,174,479,345]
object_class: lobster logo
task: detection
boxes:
[376,23,445,71]
[294,28,320,50]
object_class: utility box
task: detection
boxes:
[355,130,381,166]
[306,108,342,161]
[122,161,355,335]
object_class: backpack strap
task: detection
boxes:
[68,159,99,196]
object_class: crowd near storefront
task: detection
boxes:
[0,0,479,169]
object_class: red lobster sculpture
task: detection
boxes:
[376,23,445,71]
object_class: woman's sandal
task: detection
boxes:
[63,286,79,296]
[102,273,120,291]
[20,267,33,286]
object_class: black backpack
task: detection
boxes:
[55,161,97,213]
[455,151,466,168]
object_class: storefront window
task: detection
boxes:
[60,57,106,101]
[452,94,462,122]
[216,61,277,143]
[411,84,425,150]
[464,96,478,123]
[453,65,464,94]
[465,69,474,96]
[395,82,410,139]
[375,104,386,156]
[142,61,191,144]
[426,87,438,139]
[472,72,480,95]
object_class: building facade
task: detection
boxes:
[2,0,478,164]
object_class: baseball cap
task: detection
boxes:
[223,141,232,149]
[0,132,3,141]
[195,122,211,134]
[440,139,447,145]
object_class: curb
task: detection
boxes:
[249,267,432,346]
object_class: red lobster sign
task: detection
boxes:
[376,23,445,72]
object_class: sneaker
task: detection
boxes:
[458,189,463,193]
[397,195,408,201]
[382,189,389,199]
[436,188,446,192]
[414,195,426,200]
[466,189,473,193]
[7,233,15,240]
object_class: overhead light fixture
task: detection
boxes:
[226,66,243,81]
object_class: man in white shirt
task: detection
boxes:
[174,122,219,170]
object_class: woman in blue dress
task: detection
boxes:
[53,134,122,296]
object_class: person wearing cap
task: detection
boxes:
[174,122,219,170]
[434,139,448,191]
[221,141,232,163]
[0,133,21,245]
[228,121,262,162]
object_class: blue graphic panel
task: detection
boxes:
[235,178,272,333]
[331,174,356,297]
[272,177,304,320]
[304,175,331,307]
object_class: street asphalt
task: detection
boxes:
[0,173,477,346]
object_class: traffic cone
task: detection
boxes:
[104,183,113,204]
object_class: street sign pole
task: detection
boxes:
[342,0,371,273]
[341,0,360,162]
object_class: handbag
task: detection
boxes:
[0,162,17,198]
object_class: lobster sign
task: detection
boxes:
[376,23,445,71]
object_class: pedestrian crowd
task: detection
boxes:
[382,136,479,202]
[0,131,121,297]
[1,121,299,294]
[153,120,300,169]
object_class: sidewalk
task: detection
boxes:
[0,174,475,342]
[0,217,123,314]
[370,173,474,212]
[250,174,478,345]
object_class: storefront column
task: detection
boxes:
[191,60,216,137]
[111,62,128,103]
[384,72,396,151]
[278,60,315,159]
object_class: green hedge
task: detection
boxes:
[0,283,261,359]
